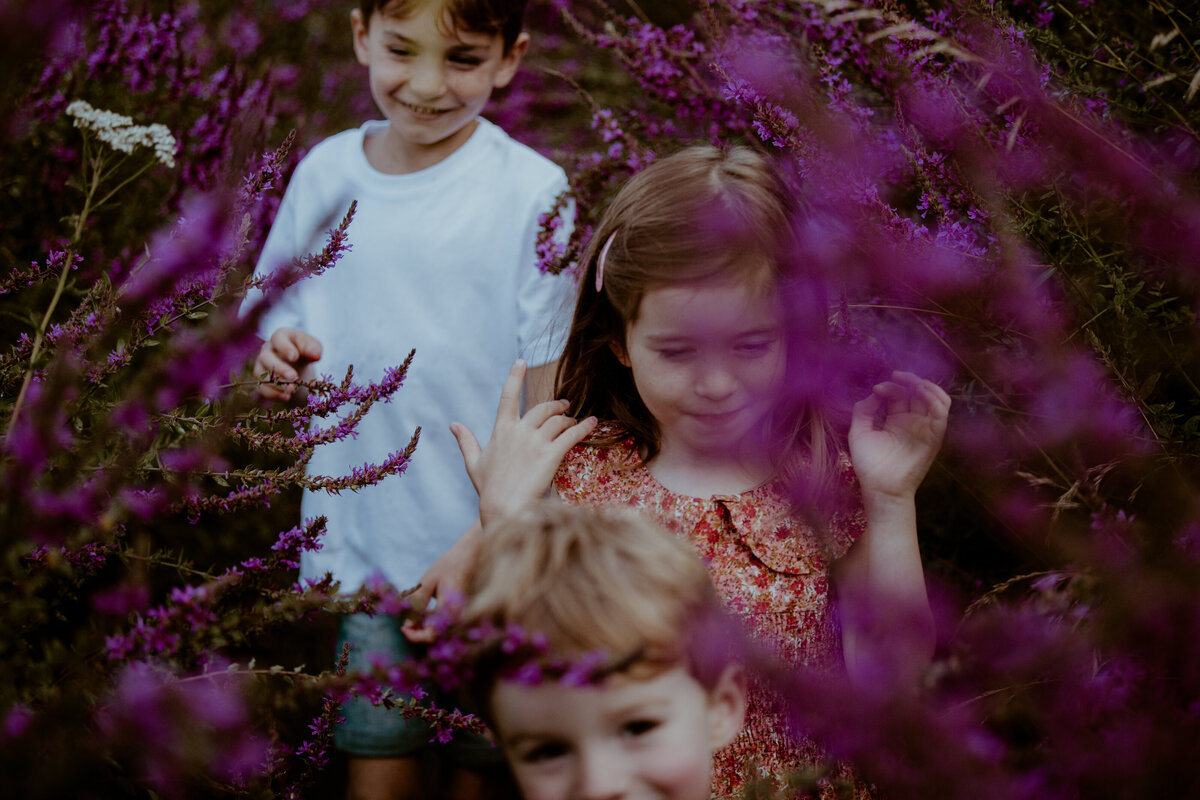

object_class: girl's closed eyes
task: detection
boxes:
[735,337,779,355]
[654,347,694,360]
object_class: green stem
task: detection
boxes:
[4,180,94,437]
[91,159,154,210]
[123,551,216,581]
[173,668,321,684]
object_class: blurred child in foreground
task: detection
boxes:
[457,501,748,800]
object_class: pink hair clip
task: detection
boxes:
[595,232,617,293]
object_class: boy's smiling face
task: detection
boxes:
[491,665,746,800]
[351,0,527,173]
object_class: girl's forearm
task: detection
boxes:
[840,491,935,687]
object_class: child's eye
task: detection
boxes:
[622,718,660,737]
[450,55,483,66]
[389,47,411,57]
[519,741,569,763]
[736,339,776,356]
[655,348,693,360]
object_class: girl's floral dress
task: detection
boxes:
[554,422,871,800]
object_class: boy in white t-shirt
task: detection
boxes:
[242,1,573,797]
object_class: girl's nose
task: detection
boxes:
[694,365,737,401]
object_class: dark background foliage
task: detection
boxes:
[2,0,1198,797]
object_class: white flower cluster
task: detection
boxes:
[65,100,177,168]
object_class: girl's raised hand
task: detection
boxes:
[451,360,597,526]
[848,371,950,502]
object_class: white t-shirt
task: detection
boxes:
[243,118,574,592]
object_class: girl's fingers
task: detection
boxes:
[875,373,951,418]
[920,380,952,413]
[915,384,945,421]
[450,422,482,468]
[538,411,579,440]
[493,359,528,422]
[854,373,951,434]
[541,412,598,445]
[524,398,571,429]
[889,370,923,387]
[567,415,599,447]
[850,392,882,434]
[872,380,911,416]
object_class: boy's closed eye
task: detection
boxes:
[515,739,571,764]
[621,717,661,737]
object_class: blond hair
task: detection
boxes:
[460,503,739,710]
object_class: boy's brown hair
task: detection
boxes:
[359,0,528,52]
[459,503,741,716]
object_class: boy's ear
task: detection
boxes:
[350,8,371,67]
[706,665,748,751]
[609,339,630,367]
[491,32,530,90]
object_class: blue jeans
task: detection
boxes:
[334,612,499,767]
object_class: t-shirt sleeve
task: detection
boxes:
[516,172,577,368]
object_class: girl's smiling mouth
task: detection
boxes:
[690,409,742,424]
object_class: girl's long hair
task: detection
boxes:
[555,145,850,518]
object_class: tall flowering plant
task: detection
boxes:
[2,0,1199,798]
[0,1,456,797]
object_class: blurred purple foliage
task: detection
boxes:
[1,0,1198,797]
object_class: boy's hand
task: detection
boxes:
[254,328,322,401]
[848,370,950,503]
[451,359,596,527]
[402,522,482,643]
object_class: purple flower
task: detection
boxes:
[2,706,32,741]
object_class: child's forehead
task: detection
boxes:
[376,0,445,15]
[634,278,783,329]
[492,664,706,723]
[374,0,493,37]
[374,0,492,37]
